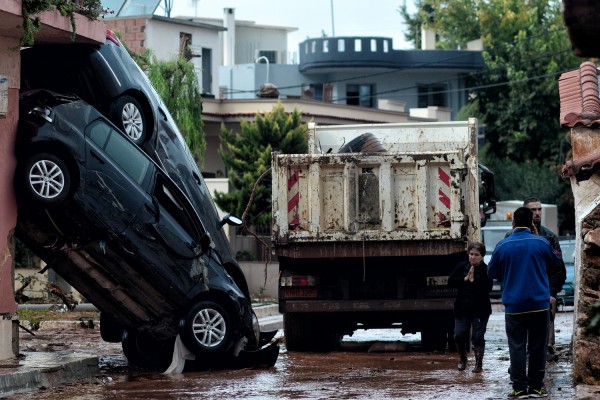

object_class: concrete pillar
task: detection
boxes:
[0,34,20,360]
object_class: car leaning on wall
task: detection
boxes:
[21,29,248,299]
[14,90,278,369]
[21,30,153,146]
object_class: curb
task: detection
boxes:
[0,352,98,396]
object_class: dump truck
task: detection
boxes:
[271,119,496,351]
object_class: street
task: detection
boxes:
[5,304,575,400]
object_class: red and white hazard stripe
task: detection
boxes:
[437,167,451,223]
[287,169,300,226]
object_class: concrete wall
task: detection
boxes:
[239,261,278,300]
[0,33,19,360]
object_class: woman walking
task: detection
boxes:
[448,242,493,373]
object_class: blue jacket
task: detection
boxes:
[488,227,562,313]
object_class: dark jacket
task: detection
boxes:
[488,227,563,313]
[448,260,493,318]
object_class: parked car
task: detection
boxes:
[557,238,576,307]
[14,90,277,369]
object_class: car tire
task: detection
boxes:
[100,312,124,343]
[121,329,174,370]
[23,153,71,206]
[111,95,147,145]
[180,301,235,356]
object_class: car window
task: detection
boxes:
[560,241,576,264]
[87,119,151,185]
[153,174,206,243]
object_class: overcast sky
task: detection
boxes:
[168,0,416,53]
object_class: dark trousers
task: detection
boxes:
[506,310,549,390]
[454,313,489,346]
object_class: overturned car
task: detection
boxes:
[14,90,278,370]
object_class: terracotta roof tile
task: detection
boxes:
[559,61,600,127]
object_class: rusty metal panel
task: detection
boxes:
[273,120,480,248]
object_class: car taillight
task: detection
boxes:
[106,29,121,46]
[280,276,319,287]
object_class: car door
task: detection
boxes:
[83,118,152,235]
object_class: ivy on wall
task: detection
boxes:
[21,0,107,46]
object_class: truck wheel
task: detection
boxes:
[284,313,313,351]
[421,328,447,352]
[121,329,175,370]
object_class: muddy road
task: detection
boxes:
[6,304,575,400]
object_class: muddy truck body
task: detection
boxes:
[271,119,496,351]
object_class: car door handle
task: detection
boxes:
[89,149,105,164]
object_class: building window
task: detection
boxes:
[258,50,277,64]
[180,32,192,60]
[312,41,316,53]
[417,84,447,108]
[370,39,377,52]
[383,40,389,53]
[323,40,329,53]
[354,39,362,52]
[338,39,345,52]
[346,84,373,107]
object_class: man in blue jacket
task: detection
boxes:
[488,207,562,399]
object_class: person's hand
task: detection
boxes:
[550,296,556,306]
[532,224,539,235]
[464,265,475,282]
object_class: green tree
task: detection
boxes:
[147,58,206,164]
[117,36,206,164]
[215,103,308,228]
[400,0,582,233]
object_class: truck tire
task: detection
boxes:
[284,313,314,351]
[421,328,447,352]
[284,313,342,352]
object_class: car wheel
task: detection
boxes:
[121,329,174,370]
[23,153,71,205]
[180,301,235,355]
[111,95,147,145]
[100,312,124,343]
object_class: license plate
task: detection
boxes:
[558,290,566,296]
[283,288,318,299]
[426,276,449,286]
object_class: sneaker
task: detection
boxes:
[528,387,549,397]
[507,388,529,398]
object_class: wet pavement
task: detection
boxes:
[0,303,585,399]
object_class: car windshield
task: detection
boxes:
[482,229,509,253]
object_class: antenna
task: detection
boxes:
[190,0,199,17]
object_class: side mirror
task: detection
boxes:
[220,213,243,227]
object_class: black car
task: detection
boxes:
[20,30,247,296]
[21,30,156,146]
[14,90,277,369]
